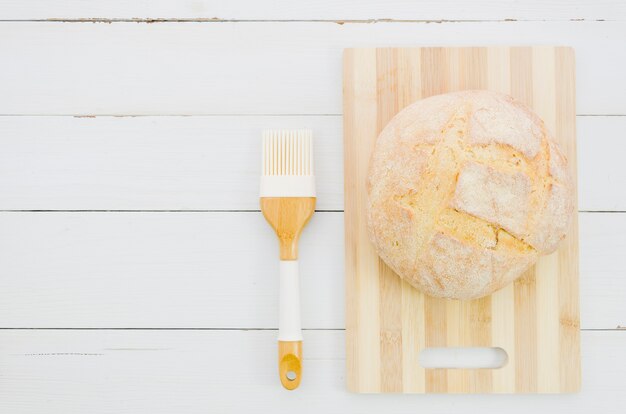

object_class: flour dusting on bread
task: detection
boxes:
[367,90,574,300]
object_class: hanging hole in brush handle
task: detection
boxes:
[278,341,302,390]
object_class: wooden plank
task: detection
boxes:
[533,46,561,392]
[343,48,380,392]
[0,211,621,329]
[0,330,623,413]
[0,116,343,211]
[486,46,517,392]
[344,46,579,393]
[1,0,624,21]
[375,48,403,393]
[395,48,427,393]
[579,212,626,330]
[578,116,626,211]
[0,212,344,329]
[0,115,624,212]
[0,22,624,115]
[555,47,582,391]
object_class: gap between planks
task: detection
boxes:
[0,328,344,331]
[0,114,622,117]
[0,328,621,331]
[0,210,622,213]
[0,19,617,24]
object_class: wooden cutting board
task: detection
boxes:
[343,47,580,393]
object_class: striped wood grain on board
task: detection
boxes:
[343,46,580,393]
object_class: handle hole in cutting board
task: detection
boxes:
[419,347,508,369]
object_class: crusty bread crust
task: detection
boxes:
[367,90,574,300]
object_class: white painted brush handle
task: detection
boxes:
[278,260,302,341]
[278,260,303,390]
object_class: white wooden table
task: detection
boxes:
[1,1,625,412]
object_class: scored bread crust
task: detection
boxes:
[367,90,574,300]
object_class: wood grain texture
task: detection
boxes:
[1,0,624,21]
[0,330,623,414]
[0,4,622,411]
[0,211,620,330]
[0,116,343,211]
[0,115,623,212]
[260,197,316,260]
[344,46,579,393]
[0,22,625,115]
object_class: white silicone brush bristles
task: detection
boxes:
[260,130,316,198]
[262,130,314,177]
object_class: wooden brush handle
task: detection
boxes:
[278,340,302,390]
[260,197,315,390]
[260,197,316,260]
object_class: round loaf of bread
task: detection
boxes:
[367,90,574,300]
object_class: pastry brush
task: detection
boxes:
[260,130,316,390]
